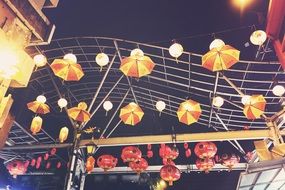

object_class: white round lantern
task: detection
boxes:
[169,43,183,58]
[57,98,68,111]
[250,30,267,46]
[272,85,285,97]
[36,95,46,104]
[64,53,77,63]
[130,48,144,57]
[212,96,224,108]
[209,39,225,50]
[33,54,47,67]
[156,100,166,112]
[103,101,113,112]
[95,53,109,67]
[241,95,251,105]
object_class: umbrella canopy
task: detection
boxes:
[27,101,50,114]
[119,102,144,126]
[67,102,90,122]
[243,95,266,120]
[202,45,240,72]
[119,55,155,78]
[177,99,202,125]
[50,59,84,81]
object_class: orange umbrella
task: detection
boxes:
[119,102,144,126]
[27,101,50,114]
[177,99,201,125]
[119,55,155,78]
[67,102,90,122]
[202,45,240,72]
[50,59,84,81]
[243,95,266,120]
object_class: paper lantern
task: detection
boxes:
[64,53,77,63]
[130,48,144,57]
[33,54,47,67]
[250,30,267,46]
[160,164,181,186]
[86,156,95,174]
[241,95,251,105]
[103,100,113,113]
[96,53,109,68]
[218,153,240,170]
[121,146,142,163]
[50,148,57,155]
[24,160,30,168]
[56,161,61,169]
[78,102,88,110]
[6,160,27,178]
[57,98,68,111]
[272,85,285,97]
[97,155,118,171]
[46,162,51,169]
[169,43,183,59]
[30,159,36,167]
[44,153,49,161]
[156,100,166,112]
[212,96,224,108]
[129,158,148,174]
[59,127,69,143]
[185,148,191,158]
[86,141,97,155]
[36,95,47,104]
[196,158,215,173]
[30,116,43,135]
[159,145,179,161]
[194,142,217,159]
[209,39,225,50]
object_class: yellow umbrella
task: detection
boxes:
[50,59,84,81]
[119,55,155,78]
[67,102,90,122]
[119,102,144,126]
[27,101,50,114]
[177,99,201,125]
[202,45,240,72]
[243,95,266,120]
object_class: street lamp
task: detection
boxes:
[86,140,97,155]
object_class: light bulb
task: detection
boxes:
[212,96,224,107]
[36,95,46,104]
[57,98,68,108]
[156,101,166,112]
[95,53,109,67]
[64,53,77,63]
[169,43,183,58]
[103,100,113,112]
[272,85,285,97]
[250,30,267,46]
[209,39,225,50]
[241,95,251,105]
[130,49,144,57]
[33,54,47,67]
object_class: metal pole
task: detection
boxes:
[208,71,219,128]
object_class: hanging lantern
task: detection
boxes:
[64,53,77,63]
[30,116,43,135]
[34,54,47,67]
[36,156,42,169]
[250,30,267,46]
[184,142,189,149]
[212,96,224,108]
[96,53,109,70]
[59,127,69,143]
[119,102,144,126]
[196,158,215,173]
[169,43,184,59]
[86,141,97,155]
[218,153,240,170]
[30,159,36,167]
[209,39,225,50]
[46,162,51,169]
[36,95,46,104]
[130,48,144,57]
[6,160,27,178]
[194,142,217,159]
[121,146,142,163]
[27,100,50,115]
[243,95,266,120]
[162,158,175,166]
[185,148,191,158]
[159,145,179,161]
[241,95,251,105]
[57,98,68,111]
[129,158,148,174]
[24,160,30,168]
[160,164,181,186]
[272,85,285,97]
[97,155,118,172]
[103,100,113,115]
[50,148,57,156]
[156,100,166,115]
[56,161,61,169]
[147,150,153,158]
[177,99,202,125]
[86,156,95,174]
[67,102,91,122]
[44,153,49,161]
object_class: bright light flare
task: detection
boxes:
[232,0,253,12]
[0,47,20,79]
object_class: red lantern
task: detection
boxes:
[147,150,153,158]
[184,142,189,149]
[31,159,36,167]
[36,156,42,169]
[219,153,240,170]
[243,125,249,130]
[194,142,217,159]
[6,160,27,178]
[129,158,148,174]
[162,158,175,166]
[50,148,57,156]
[44,153,49,161]
[147,144,152,150]
[86,156,95,174]
[185,148,191,158]
[121,146,142,163]
[24,160,30,168]
[159,145,179,161]
[160,164,181,186]
[56,161,61,169]
[196,158,215,173]
[46,162,51,169]
[97,155,118,172]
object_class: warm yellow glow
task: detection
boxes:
[59,127,69,143]
[183,103,192,111]
[241,95,251,105]
[272,85,285,97]
[250,30,267,46]
[159,179,167,188]
[232,0,252,9]
[103,100,113,111]
[64,53,77,63]
[58,98,68,108]
[156,100,166,112]
[78,102,88,110]
[96,53,109,67]
[33,54,47,67]
[0,46,20,79]
[209,39,225,50]
[130,48,144,57]
[213,96,224,108]
[36,95,47,103]
[169,43,183,58]
[30,116,42,135]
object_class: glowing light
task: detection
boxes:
[130,49,144,57]
[232,0,252,9]
[212,96,224,107]
[57,98,68,109]
[30,116,42,135]
[33,54,47,67]
[156,101,166,112]
[272,85,285,97]
[250,30,267,46]
[241,95,251,105]
[36,95,47,103]
[78,102,88,110]
[59,127,69,143]
[95,53,109,67]
[183,103,192,111]
[209,39,225,50]
[64,53,77,63]
[0,47,20,79]
[169,43,183,58]
[103,100,113,112]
